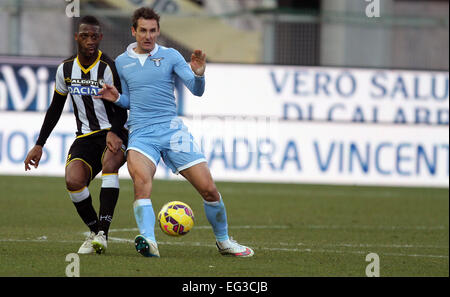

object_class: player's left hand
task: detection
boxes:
[190,50,206,76]
[106,131,123,153]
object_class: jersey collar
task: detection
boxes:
[76,50,102,75]
[126,42,159,65]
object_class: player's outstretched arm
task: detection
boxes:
[175,49,206,96]
[24,90,67,171]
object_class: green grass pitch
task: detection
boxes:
[0,175,448,277]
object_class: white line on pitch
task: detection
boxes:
[105,228,448,250]
[1,236,447,259]
[281,242,449,249]
[107,225,290,233]
[0,238,79,243]
[107,224,448,233]
[106,236,448,259]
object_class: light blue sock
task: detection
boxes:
[203,193,229,242]
[133,199,156,242]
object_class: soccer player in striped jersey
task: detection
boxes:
[24,16,128,255]
[96,8,254,258]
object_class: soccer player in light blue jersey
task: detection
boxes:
[96,7,253,258]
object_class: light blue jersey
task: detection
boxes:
[120,43,233,246]
[115,42,205,129]
[114,43,206,173]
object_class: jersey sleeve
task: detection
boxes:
[103,63,128,134]
[104,62,122,94]
[114,59,130,109]
[54,63,68,96]
[172,49,205,97]
[35,91,68,146]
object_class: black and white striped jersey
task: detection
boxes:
[55,50,125,137]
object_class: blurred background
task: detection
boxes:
[0,0,448,188]
[0,0,448,69]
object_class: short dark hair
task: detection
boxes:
[132,7,160,29]
[78,15,101,31]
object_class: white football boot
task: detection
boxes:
[77,231,96,254]
[91,231,108,254]
[216,237,254,257]
[134,235,160,257]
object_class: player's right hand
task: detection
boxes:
[106,131,123,153]
[94,83,119,102]
[24,145,43,171]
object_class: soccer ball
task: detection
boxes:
[158,201,194,236]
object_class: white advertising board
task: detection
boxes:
[182,64,449,125]
[1,112,448,188]
[1,58,448,126]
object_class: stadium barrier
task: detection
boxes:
[0,112,447,187]
[1,56,448,187]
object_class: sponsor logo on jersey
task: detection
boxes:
[68,85,100,96]
[67,78,105,96]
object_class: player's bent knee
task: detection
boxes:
[65,178,87,192]
[65,160,90,191]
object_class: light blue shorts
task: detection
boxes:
[127,118,206,174]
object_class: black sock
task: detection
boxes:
[73,195,99,234]
[98,187,119,237]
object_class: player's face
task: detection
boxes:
[75,24,102,58]
[132,18,160,54]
